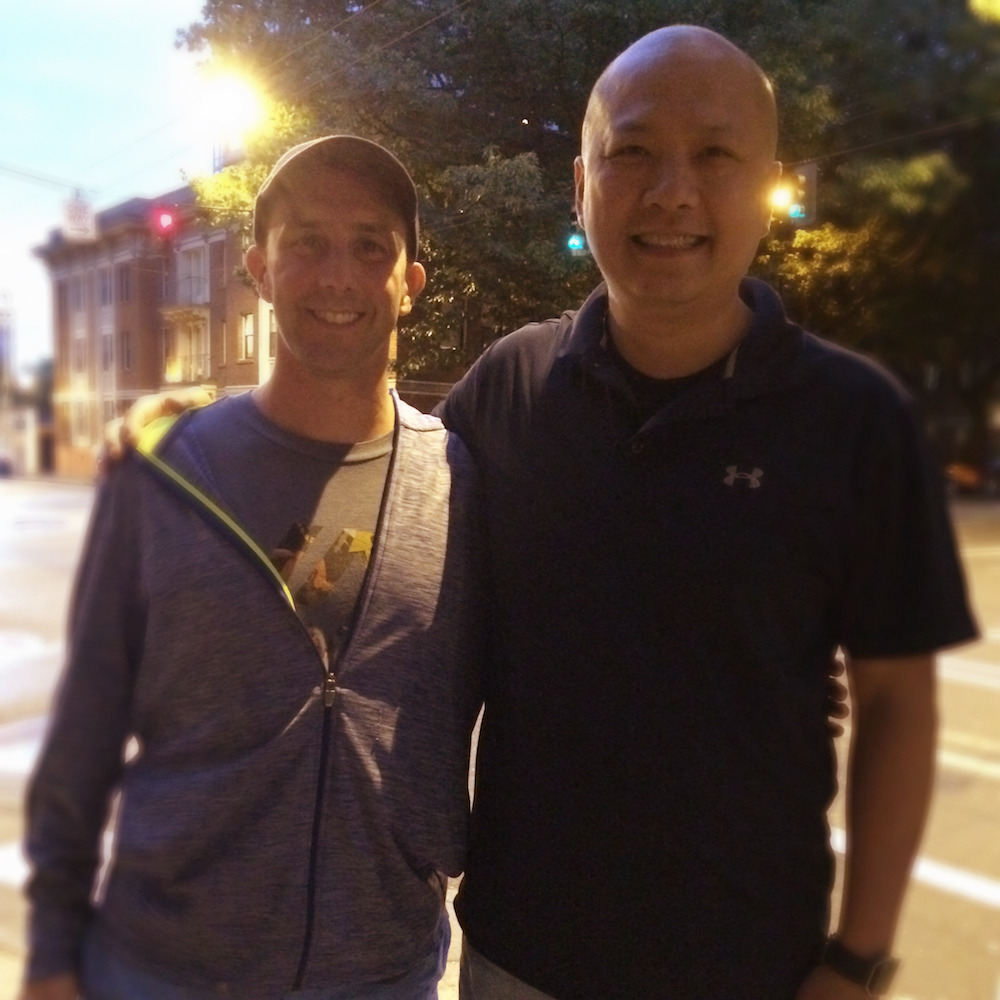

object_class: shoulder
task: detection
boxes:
[394,393,446,434]
[437,312,575,437]
[394,392,476,473]
[741,279,917,414]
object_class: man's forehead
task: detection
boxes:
[274,175,408,231]
[584,28,777,153]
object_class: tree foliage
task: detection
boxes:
[180,0,1000,459]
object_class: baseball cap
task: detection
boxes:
[253,135,420,260]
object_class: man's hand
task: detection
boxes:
[100,387,213,468]
[18,973,81,1000]
[826,652,850,737]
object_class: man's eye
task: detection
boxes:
[291,234,324,253]
[702,146,736,160]
[357,239,392,259]
[609,145,647,159]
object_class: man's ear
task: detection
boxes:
[245,245,272,302]
[398,261,427,317]
[573,156,586,230]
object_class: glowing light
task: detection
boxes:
[199,71,267,148]
[970,0,1000,22]
[771,184,793,211]
[174,63,268,172]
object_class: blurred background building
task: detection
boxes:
[33,189,263,478]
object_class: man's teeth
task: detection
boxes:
[635,234,703,248]
[315,310,362,324]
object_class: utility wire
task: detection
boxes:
[799,107,1000,167]
[0,162,96,194]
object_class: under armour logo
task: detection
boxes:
[723,465,764,488]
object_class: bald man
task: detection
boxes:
[439,25,975,1000]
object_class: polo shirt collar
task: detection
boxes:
[559,277,807,403]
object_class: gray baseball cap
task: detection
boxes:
[253,135,420,260]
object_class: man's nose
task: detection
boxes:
[317,248,354,290]
[643,157,699,210]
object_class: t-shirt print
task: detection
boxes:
[271,521,374,668]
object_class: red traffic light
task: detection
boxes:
[152,209,177,235]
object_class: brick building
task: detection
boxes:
[34,187,271,477]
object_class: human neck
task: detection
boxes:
[252,364,396,444]
[606,290,752,380]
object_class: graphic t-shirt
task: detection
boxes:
[188,392,392,668]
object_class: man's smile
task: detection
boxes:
[309,308,365,325]
[630,232,708,250]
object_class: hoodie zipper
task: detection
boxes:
[136,406,403,992]
[291,413,401,990]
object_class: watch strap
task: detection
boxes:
[822,936,899,996]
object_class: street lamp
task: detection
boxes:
[180,67,268,172]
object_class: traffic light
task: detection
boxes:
[566,217,589,257]
[771,162,817,226]
[151,207,178,239]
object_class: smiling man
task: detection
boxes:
[439,25,976,1000]
[21,137,484,1000]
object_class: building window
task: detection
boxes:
[72,402,89,442]
[178,246,208,304]
[239,313,255,361]
[73,334,86,373]
[101,332,114,371]
[117,264,131,303]
[70,276,85,312]
[103,400,116,423]
[121,330,132,372]
[99,269,113,307]
[269,309,277,358]
[56,281,68,324]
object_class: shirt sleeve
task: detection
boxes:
[23,461,146,981]
[837,387,978,658]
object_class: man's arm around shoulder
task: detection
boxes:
[796,653,937,999]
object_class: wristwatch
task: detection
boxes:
[822,936,899,996]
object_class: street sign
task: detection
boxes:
[63,195,96,242]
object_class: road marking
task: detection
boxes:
[939,655,1000,692]
[830,828,1000,910]
[0,740,40,776]
[0,841,27,889]
[938,749,1000,781]
[941,728,1000,756]
[0,634,62,670]
[960,546,1000,559]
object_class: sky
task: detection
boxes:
[0,0,214,378]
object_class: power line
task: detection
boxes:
[801,107,1000,167]
[286,0,479,103]
[0,162,96,195]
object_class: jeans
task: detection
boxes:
[81,910,450,1000]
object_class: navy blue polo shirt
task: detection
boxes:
[439,279,976,1000]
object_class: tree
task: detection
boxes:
[179,0,838,376]
[180,0,1000,460]
[758,0,1000,464]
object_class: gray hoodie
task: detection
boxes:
[25,394,485,995]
